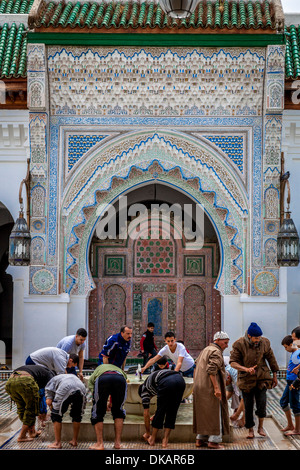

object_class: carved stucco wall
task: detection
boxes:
[26,43,285,298]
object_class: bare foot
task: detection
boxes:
[236,418,245,428]
[284,430,300,436]
[207,442,224,449]
[230,414,239,422]
[114,442,122,449]
[69,439,78,447]
[29,430,41,439]
[17,437,34,442]
[257,427,266,437]
[196,439,207,447]
[247,430,255,439]
[162,438,168,448]
[89,443,104,450]
[48,442,62,449]
[142,433,150,442]
[147,436,155,446]
[282,425,294,433]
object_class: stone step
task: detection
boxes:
[45,403,196,443]
[44,403,233,444]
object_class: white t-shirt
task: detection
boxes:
[158,342,194,372]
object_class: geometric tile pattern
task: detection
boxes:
[184,256,205,276]
[203,135,244,173]
[29,266,57,295]
[104,255,126,276]
[67,134,107,171]
[135,238,175,276]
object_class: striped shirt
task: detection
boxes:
[139,369,182,409]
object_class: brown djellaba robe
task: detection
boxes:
[193,343,230,437]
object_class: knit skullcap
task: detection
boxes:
[247,322,263,337]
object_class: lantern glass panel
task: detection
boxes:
[8,214,31,266]
[277,217,300,267]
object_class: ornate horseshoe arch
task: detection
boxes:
[60,130,249,297]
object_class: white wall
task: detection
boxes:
[0,110,29,222]
[0,110,29,366]
[222,268,288,369]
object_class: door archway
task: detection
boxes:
[88,183,221,359]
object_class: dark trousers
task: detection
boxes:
[242,386,267,429]
[152,374,185,430]
[51,390,84,423]
[142,348,157,367]
[91,373,127,425]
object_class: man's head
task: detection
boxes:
[247,322,263,344]
[213,331,230,351]
[68,353,79,368]
[164,331,176,349]
[120,325,133,342]
[156,355,169,369]
[292,326,300,345]
[75,328,87,346]
[147,322,155,333]
[281,335,296,353]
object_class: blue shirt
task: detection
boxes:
[98,332,131,368]
[286,349,300,381]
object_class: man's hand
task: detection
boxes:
[272,373,278,388]
[78,372,84,381]
[246,365,257,375]
[46,398,53,409]
[214,387,222,400]
[226,375,232,386]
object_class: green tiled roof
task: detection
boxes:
[285,25,300,79]
[0,1,299,81]
[0,0,34,14]
[34,0,280,31]
[0,23,27,78]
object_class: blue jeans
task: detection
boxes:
[280,380,300,416]
[182,363,196,378]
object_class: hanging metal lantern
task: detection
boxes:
[277,212,300,267]
[8,209,31,266]
[159,0,199,19]
[277,153,300,267]
[8,158,31,266]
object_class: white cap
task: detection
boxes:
[213,331,230,341]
